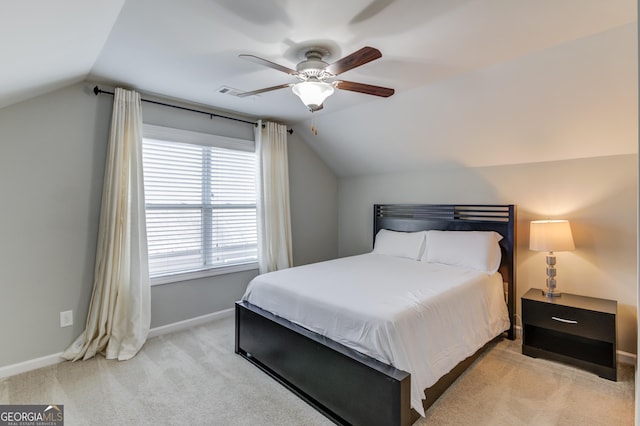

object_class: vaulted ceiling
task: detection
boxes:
[2,0,637,176]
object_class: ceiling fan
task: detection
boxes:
[237,46,394,112]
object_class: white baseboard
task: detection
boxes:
[0,308,235,380]
[617,350,637,366]
[147,308,234,339]
[0,352,65,380]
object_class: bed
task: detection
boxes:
[235,204,516,425]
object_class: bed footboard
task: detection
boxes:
[235,301,412,426]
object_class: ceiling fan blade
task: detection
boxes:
[239,54,298,75]
[335,80,395,97]
[236,83,293,97]
[325,47,382,75]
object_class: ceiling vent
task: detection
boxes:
[217,86,244,97]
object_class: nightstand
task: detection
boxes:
[521,288,617,381]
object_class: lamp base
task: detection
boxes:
[542,289,562,298]
[542,253,561,297]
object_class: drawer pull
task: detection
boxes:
[552,316,577,324]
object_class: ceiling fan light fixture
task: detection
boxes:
[292,81,334,111]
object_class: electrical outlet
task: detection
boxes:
[60,310,73,328]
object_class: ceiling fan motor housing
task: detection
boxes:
[296,50,332,80]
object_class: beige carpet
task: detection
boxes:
[418,338,634,426]
[0,316,634,426]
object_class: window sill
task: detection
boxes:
[150,262,259,286]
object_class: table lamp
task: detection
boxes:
[529,220,575,297]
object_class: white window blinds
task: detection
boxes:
[142,125,257,280]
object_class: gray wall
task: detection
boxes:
[0,82,339,368]
[338,154,638,354]
[287,131,338,266]
[0,84,108,367]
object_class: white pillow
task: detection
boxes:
[422,230,503,273]
[373,229,426,260]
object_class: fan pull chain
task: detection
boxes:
[311,115,318,135]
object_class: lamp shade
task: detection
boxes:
[292,81,334,110]
[529,220,575,252]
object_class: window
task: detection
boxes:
[142,125,257,283]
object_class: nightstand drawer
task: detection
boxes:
[522,300,615,343]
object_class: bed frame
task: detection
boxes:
[236,204,516,425]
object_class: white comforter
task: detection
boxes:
[241,253,510,416]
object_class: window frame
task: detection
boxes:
[142,124,258,285]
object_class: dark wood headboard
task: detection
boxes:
[373,204,517,340]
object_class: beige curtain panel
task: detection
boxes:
[256,120,293,273]
[63,88,150,361]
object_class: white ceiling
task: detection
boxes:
[2,0,637,176]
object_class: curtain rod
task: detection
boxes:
[93,86,293,134]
